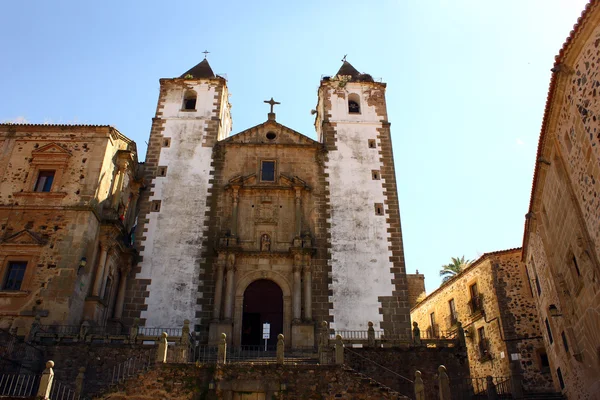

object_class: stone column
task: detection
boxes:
[223,255,236,321]
[294,188,302,237]
[111,159,129,209]
[92,244,109,297]
[113,269,128,319]
[231,187,239,237]
[213,261,225,320]
[303,264,312,320]
[293,264,302,322]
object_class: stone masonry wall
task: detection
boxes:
[344,346,469,400]
[411,252,511,381]
[407,272,426,309]
[128,77,229,331]
[0,125,137,332]
[318,78,410,338]
[491,251,554,392]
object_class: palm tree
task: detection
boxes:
[440,256,472,283]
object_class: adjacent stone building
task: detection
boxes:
[0,124,140,334]
[124,59,412,347]
[410,248,554,394]
[523,1,600,398]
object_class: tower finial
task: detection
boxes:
[202,50,210,59]
[341,54,347,63]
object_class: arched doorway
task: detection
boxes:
[241,279,283,347]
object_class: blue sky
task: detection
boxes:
[0,0,590,292]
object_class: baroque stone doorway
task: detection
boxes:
[241,279,283,346]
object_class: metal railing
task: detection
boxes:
[111,353,153,385]
[50,380,79,400]
[453,376,511,398]
[0,373,39,397]
[88,325,124,336]
[137,327,182,337]
[330,330,384,340]
[468,294,485,315]
[38,325,81,335]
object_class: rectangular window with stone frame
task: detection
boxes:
[1,261,28,291]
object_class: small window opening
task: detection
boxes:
[348,93,360,114]
[561,331,569,353]
[545,318,554,344]
[151,200,161,212]
[158,166,167,177]
[539,350,550,371]
[374,203,384,216]
[2,261,27,291]
[572,255,581,276]
[34,171,55,192]
[266,132,277,140]
[372,170,380,180]
[182,91,197,110]
[162,138,171,148]
[261,161,276,182]
[557,367,565,390]
[368,139,376,149]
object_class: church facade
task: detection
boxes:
[123,60,411,347]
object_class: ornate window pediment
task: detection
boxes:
[1,230,45,246]
[31,143,72,166]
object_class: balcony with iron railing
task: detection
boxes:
[447,313,459,329]
[478,338,492,361]
[468,294,485,317]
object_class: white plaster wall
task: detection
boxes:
[138,83,218,328]
[324,84,395,331]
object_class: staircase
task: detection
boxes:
[343,366,411,399]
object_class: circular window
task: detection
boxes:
[266,132,277,140]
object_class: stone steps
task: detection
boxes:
[343,366,411,399]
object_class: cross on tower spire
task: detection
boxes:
[264,97,280,121]
[202,50,210,59]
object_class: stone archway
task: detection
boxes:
[241,279,283,346]
[234,271,292,348]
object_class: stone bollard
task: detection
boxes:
[218,333,227,365]
[129,318,139,343]
[414,370,425,400]
[37,360,55,400]
[182,319,190,344]
[412,321,421,346]
[75,367,85,396]
[335,334,344,365]
[438,365,451,400]
[156,332,168,363]
[318,321,329,365]
[367,321,375,347]
[78,320,90,342]
[486,376,498,400]
[277,334,285,364]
